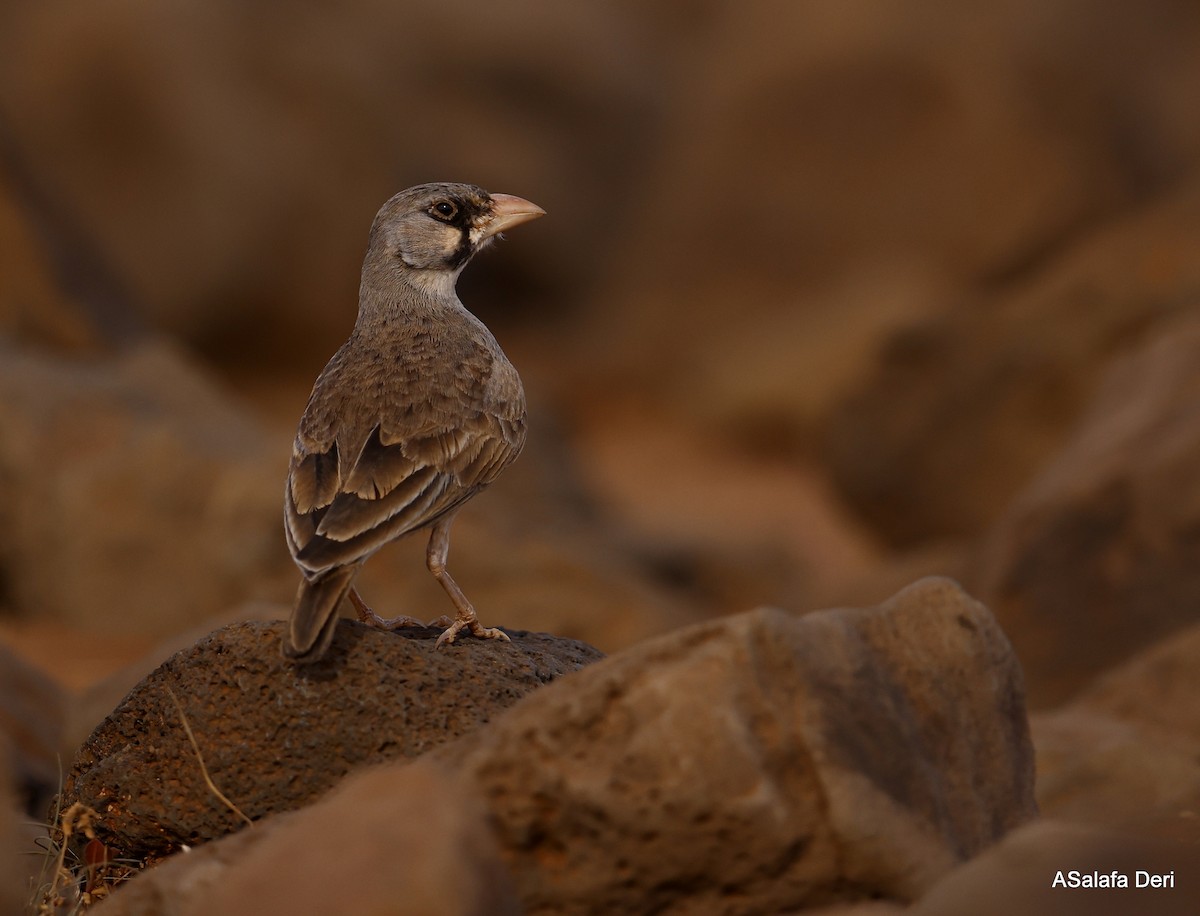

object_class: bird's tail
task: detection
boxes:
[284,566,358,663]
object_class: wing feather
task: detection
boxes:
[289,441,341,515]
[316,464,440,540]
[342,425,419,498]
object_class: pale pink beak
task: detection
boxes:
[480,193,546,239]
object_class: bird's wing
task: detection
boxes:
[285,350,526,577]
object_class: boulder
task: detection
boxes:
[89,761,519,916]
[0,168,104,353]
[1033,621,1200,830]
[0,340,287,635]
[0,638,67,816]
[61,601,285,756]
[909,819,1200,916]
[430,577,1036,914]
[575,1,1200,441]
[566,405,885,616]
[973,311,1200,704]
[827,176,1200,546]
[0,756,24,916]
[0,0,651,365]
[61,619,602,860]
[804,905,906,916]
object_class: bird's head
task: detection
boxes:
[365,182,545,299]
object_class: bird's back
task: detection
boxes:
[285,301,526,576]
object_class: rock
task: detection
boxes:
[0,617,159,698]
[567,404,884,616]
[61,601,285,756]
[61,619,602,860]
[803,905,906,916]
[827,175,1200,546]
[0,168,102,354]
[572,2,1200,447]
[0,757,25,916]
[0,340,288,635]
[88,760,519,916]
[428,577,1036,915]
[0,0,651,367]
[909,820,1200,916]
[1032,621,1200,831]
[1069,619,1200,737]
[972,311,1200,704]
[0,638,67,815]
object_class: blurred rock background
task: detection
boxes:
[2,0,1200,908]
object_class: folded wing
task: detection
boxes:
[285,408,525,578]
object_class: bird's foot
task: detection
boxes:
[348,588,451,630]
[434,615,511,650]
[365,611,454,631]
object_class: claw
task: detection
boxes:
[435,618,511,649]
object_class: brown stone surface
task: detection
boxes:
[569,2,1200,438]
[0,1,648,365]
[0,169,101,354]
[569,405,885,615]
[0,638,66,815]
[60,602,283,756]
[428,578,1036,915]
[89,761,519,916]
[1033,621,1200,831]
[61,619,602,860]
[827,175,1200,547]
[0,757,23,916]
[0,341,287,635]
[803,905,907,916]
[972,312,1200,705]
[681,0,1195,422]
[909,820,1200,916]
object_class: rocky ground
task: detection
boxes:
[2,2,1200,914]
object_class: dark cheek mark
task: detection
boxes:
[446,228,473,269]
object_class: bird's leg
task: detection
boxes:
[427,516,511,649]
[348,587,451,631]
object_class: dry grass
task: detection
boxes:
[28,801,138,915]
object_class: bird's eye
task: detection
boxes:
[430,200,458,221]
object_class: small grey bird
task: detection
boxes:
[283,182,544,663]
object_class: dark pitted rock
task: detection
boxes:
[89,761,520,916]
[427,577,1037,915]
[60,618,602,860]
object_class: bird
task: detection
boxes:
[282,182,544,663]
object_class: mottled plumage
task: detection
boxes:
[283,182,543,662]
